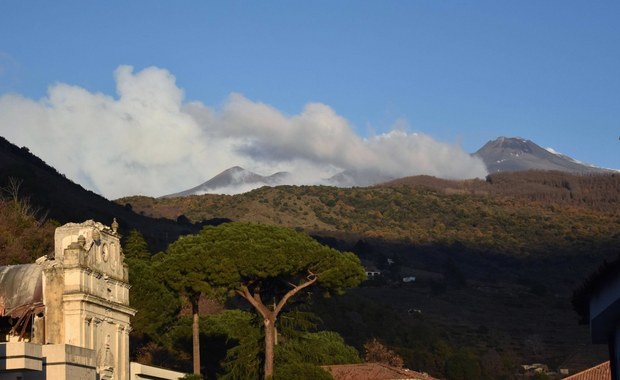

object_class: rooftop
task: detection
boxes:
[321,363,439,380]
[563,361,610,380]
[0,263,43,317]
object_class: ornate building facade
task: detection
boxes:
[0,220,184,380]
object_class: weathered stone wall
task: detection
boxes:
[42,265,64,344]
[46,220,135,380]
[53,220,127,283]
[41,344,97,380]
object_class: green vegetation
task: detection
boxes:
[119,172,620,259]
[3,163,620,378]
[0,178,55,265]
[123,225,364,379]
[162,223,366,379]
[123,230,179,345]
[165,311,262,379]
[276,331,361,367]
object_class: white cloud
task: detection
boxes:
[0,65,487,199]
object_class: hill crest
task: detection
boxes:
[474,136,614,174]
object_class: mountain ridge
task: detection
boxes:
[165,136,616,196]
[162,166,291,197]
[1,134,618,373]
[473,136,614,174]
[0,136,199,251]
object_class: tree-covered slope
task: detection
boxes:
[117,172,620,375]
[119,172,620,259]
[3,130,619,377]
[0,136,199,251]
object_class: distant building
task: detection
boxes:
[0,220,185,380]
[366,268,382,278]
[361,260,382,279]
[521,363,551,376]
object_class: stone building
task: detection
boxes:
[0,220,184,380]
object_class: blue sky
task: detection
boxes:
[0,2,618,197]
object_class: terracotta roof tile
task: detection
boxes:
[321,363,439,380]
[563,361,610,380]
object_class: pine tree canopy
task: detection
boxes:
[163,222,366,300]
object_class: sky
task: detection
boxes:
[0,2,618,199]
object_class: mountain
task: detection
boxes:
[163,166,291,197]
[474,136,614,174]
[326,169,394,188]
[166,137,616,197]
[167,166,395,197]
[118,171,619,371]
[4,132,617,373]
[0,136,199,251]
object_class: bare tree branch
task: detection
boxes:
[274,275,319,316]
[1,177,48,225]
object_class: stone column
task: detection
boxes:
[116,324,124,380]
[84,316,93,349]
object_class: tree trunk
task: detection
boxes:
[191,294,201,376]
[236,276,318,380]
[263,314,276,379]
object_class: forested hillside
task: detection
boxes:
[0,136,199,251]
[3,138,619,379]
[117,171,620,377]
[0,180,56,265]
[120,171,620,261]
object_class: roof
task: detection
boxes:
[321,363,439,380]
[0,264,43,317]
[563,361,610,380]
[0,263,45,340]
